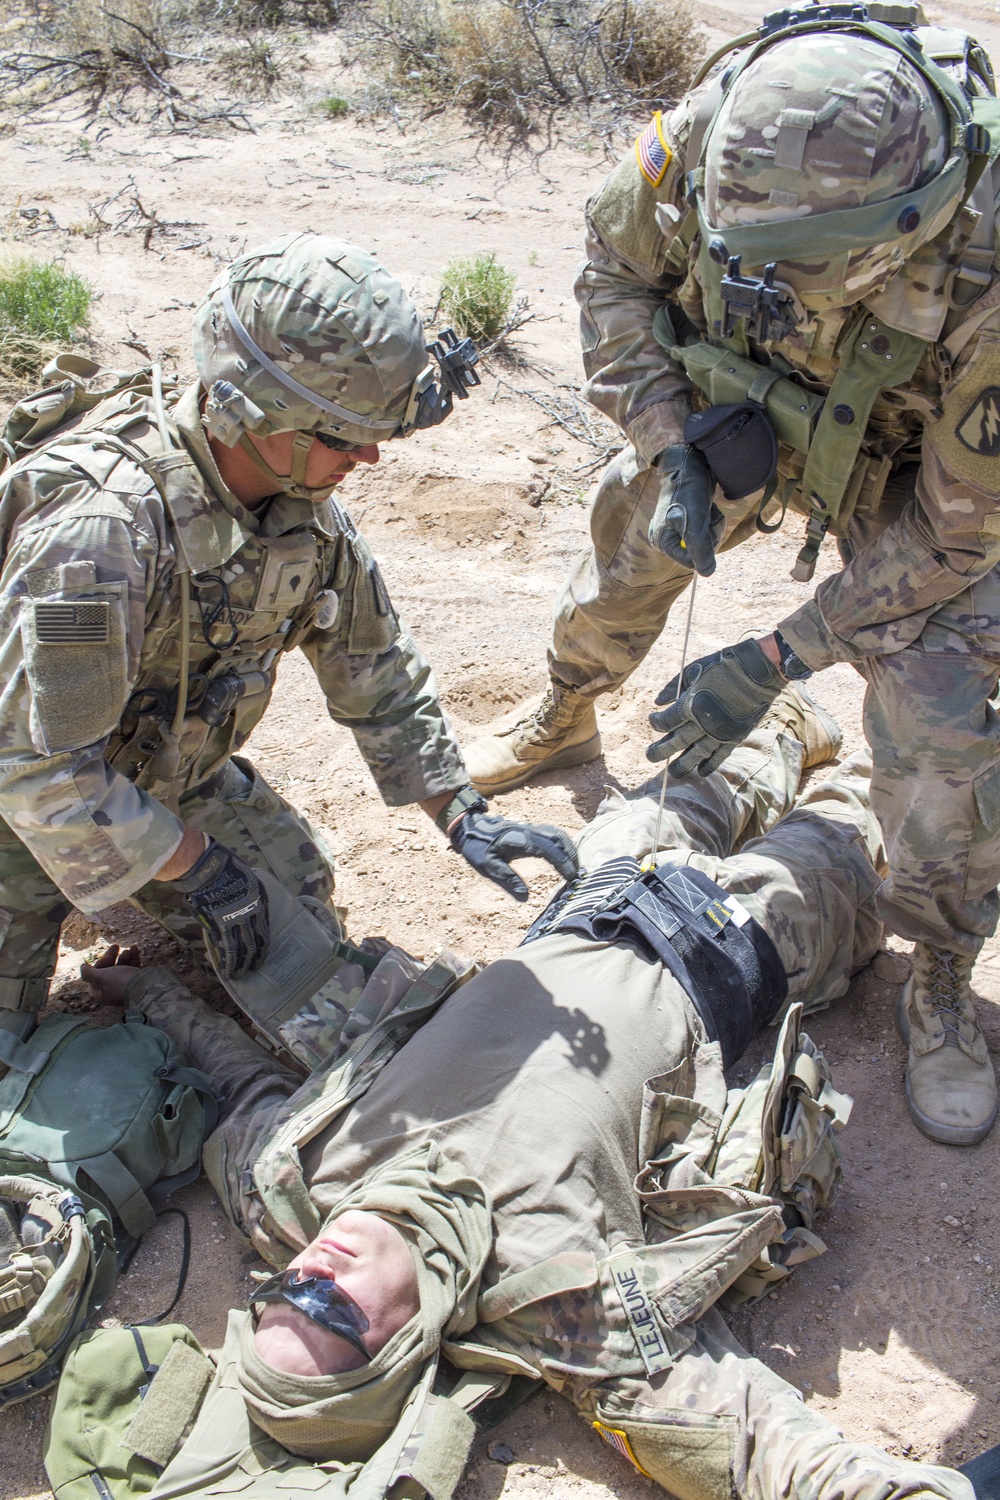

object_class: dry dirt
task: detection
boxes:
[3,2,1000,1494]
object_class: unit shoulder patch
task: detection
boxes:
[635,113,672,188]
[957,385,1000,457]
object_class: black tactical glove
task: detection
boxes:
[171,838,270,979]
[647,637,784,779]
[451,809,580,902]
[648,444,724,577]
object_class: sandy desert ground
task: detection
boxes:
[2,2,1000,1493]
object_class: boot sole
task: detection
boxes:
[470,731,602,797]
[896,985,998,1146]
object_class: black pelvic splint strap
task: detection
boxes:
[521,856,788,1068]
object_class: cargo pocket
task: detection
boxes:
[344,534,398,655]
[974,758,1000,838]
[594,1397,737,1500]
[21,584,127,754]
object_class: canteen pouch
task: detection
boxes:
[682,403,778,502]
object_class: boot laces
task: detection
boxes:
[918,948,974,1043]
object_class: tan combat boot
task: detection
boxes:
[464,686,601,796]
[896,943,998,1145]
[760,682,843,770]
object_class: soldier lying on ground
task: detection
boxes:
[82,685,972,1500]
[0,232,577,1058]
[464,7,1000,1147]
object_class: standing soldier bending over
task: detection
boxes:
[0,232,576,1058]
[466,8,1000,1146]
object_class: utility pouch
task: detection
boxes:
[662,334,824,454]
[682,403,778,501]
[706,1003,852,1304]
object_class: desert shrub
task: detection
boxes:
[345,0,705,135]
[607,0,707,96]
[0,0,173,110]
[200,0,342,29]
[439,253,517,343]
[319,92,349,115]
[0,256,91,390]
[218,32,284,93]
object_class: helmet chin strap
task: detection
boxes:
[237,430,338,502]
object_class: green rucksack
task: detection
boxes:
[0,1010,219,1406]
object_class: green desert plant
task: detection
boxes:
[0,255,91,390]
[439,253,518,344]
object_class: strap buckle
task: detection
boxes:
[966,120,991,158]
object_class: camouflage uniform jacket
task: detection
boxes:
[0,382,466,913]
[578,52,1000,672]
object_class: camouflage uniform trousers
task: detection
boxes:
[575,718,886,1013]
[0,754,338,1037]
[551,446,1000,956]
[575,1305,971,1500]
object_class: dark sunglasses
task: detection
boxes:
[313,430,362,452]
[250,1270,371,1360]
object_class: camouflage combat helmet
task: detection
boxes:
[695,13,986,315]
[192,232,478,499]
[0,1172,100,1407]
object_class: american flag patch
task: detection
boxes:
[635,113,672,187]
[592,1421,651,1477]
[34,601,110,644]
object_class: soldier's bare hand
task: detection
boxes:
[81,943,142,1004]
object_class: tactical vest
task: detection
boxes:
[0,357,393,805]
[656,3,1000,578]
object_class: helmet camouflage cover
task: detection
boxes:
[192,232,435,447]
[701,31,956,310]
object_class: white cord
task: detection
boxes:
[644,574,698,870]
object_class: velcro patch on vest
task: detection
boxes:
[609,1254,672,1376]
[592,1421,652,1478]
[956,385,1000,456]
[33,601,110,645]
[635,113,672,187]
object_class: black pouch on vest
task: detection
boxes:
[683,402,778,502]
[522,857,787,1069]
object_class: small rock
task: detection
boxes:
[527,452,548,464]
[944,1215,961,1227]
[488,1443,515,1465]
